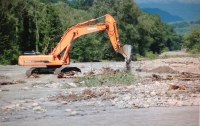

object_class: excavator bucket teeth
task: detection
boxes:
[118,44,132,63]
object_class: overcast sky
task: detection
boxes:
[134,0,200,4]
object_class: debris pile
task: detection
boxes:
[82,89,97,98]
[48,88,111,102]
[0,80,22,85]
[151,72,200,81]
[57,67,119,78]
[176,72,200,81]
[84,67,119,76]
[47,81,199,109]
[151,74,173,81]
[168,84,186,90]
[57,71,77,78]
[29,73,39,78]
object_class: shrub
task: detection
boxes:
[74,69,135,87]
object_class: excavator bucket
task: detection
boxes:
[118,44,132,70]
[118,44,132,62]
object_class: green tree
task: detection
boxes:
[137,14,155,55]
[19,1,62,53]
[149,15,167,54]
[70,34,102,62]
[40,3,62,53]
[56,2,94,61]
[184,27,200,53]
[0,0,183,65]
[89,0,141,60]
[165,25,183,51]
[0,0,23,64]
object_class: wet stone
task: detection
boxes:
[70,111,77,116]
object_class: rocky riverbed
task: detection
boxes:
[0,57,199,126]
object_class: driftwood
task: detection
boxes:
[0,81,18,85]
[151,74,173,81]
[57,71,77,78]
[168,84,186,90]
[176,72,200,81]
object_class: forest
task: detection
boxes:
[0,0,197,65]
[169,17,200,35]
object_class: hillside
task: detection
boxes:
[0,0,184,65]
[169,17,200,36]
[142,8,183,23]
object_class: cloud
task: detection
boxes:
[134,0,200,4]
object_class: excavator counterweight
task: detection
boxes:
[18,14,132,77]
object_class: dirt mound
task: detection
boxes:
[146,66,179,74]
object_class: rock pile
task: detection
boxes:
[84,67,119,76]
[48,80,199,109]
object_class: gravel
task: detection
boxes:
[0,57,199,125]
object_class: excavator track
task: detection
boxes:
[26,67,57,77]
[26,67,81,77]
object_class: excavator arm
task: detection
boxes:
[51,14,130,63]
[18,14,132,76]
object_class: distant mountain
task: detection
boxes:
[135,2,200,20]
[142,8,183,23]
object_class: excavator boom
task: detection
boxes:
[18,14,132,76]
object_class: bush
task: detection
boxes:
[145,51,158,59]
[74,69,135,87]
[184,27,200,53]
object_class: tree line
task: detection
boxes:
[170,17,200,35]
[1,0,195,65]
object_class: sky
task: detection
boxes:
[134,0,200,20]
[134,0,200,4]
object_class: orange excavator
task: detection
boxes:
[18,14,132,77]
